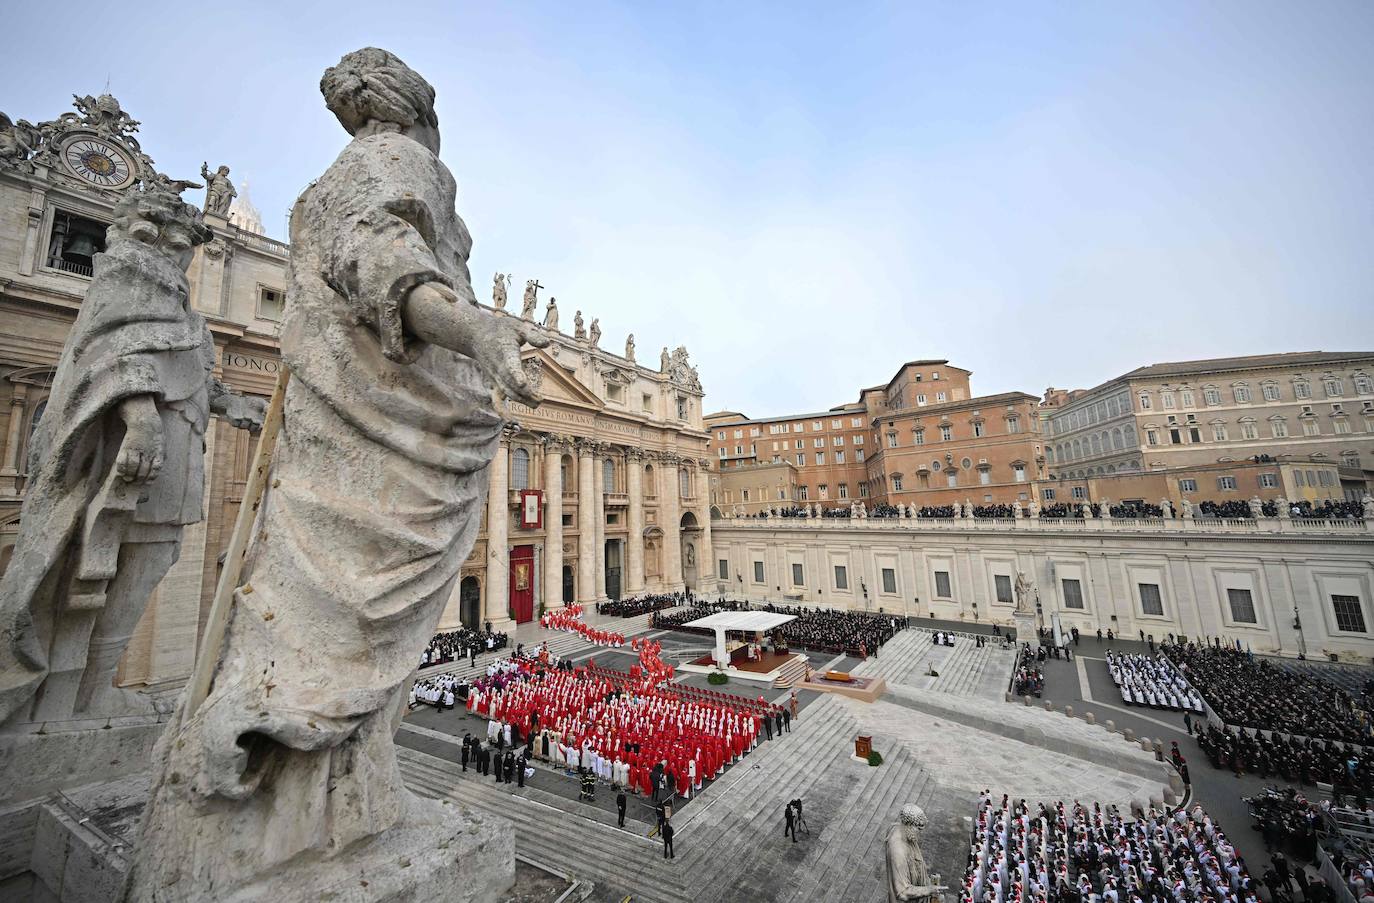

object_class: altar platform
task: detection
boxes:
[676,649,810,688]
[675,610,810,688]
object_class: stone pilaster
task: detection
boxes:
[543,434,566,612]
[626,447,646,594]
[696,458,714,593]
[576,438,596,603]
[594,444,607,601]
[485,431,512,629]
[0,383,29,496]
[661,453,683,592]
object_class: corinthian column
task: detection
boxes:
[696,458,714,593]
[594,445,607,601]
[0,384,28,496]
[626,447,645,594]
[661,454,683,592]
[542,435,565,612]
[576,438,596,602]
[485,430,512,628]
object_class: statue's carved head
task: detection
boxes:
[321,48,438,139]
[110,184,212,267]
[900,804,928,830]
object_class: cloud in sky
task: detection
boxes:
[4,1,1371,416]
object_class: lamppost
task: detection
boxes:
[1294,604,1307,660]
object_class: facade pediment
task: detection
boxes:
[521,349,604,411]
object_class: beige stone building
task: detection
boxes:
[1044,351,1374,500]
[0,93,708,699]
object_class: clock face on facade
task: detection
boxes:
[60,136,137,189]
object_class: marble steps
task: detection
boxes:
[852,631,925,681]
[772,654,811,689]
[673,697,853,854]
[783,744,927,902]
[682,698,861,902]
[398,747,692,903]
[833,759,944,903]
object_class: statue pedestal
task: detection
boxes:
[1013,612,1037,645]
[0,717,167,804]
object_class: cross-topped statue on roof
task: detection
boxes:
[520,279,542,320]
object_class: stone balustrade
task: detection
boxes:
[720,514,1372,535]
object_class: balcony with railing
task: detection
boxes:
[716,514,1371,537]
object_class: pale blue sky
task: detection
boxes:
[5,2,1371,415]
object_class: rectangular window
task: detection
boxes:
[994,574,1013,605]
[1013,464,1026,482]
[1139,583,1164,617]
[812,421,822,430]
[1007,416,1020,433]
[1302,419,1320,436]
[1325,380,1344,397]
[1204,388,1221,406]
[1355,376,1373,395]
[819,484,828,499]
[1295,382,1311,399]
[831,419,842,429]
[940,425,952,442]
[1263,384,1280,401]
[1139,394,1152,410]
[946,472,957,488]
[257,286,285,321]
[1062,578,1084,609]
[796,453,804,466]
[973,422,985,438]
[835,451,845,464]
[1042,488,1056,500]
[832,436,844,446]
[1227,588,1257,624]
[881,568,897,594]
[887,433,898,448]
[742,489,750,501]
[852,417,863,427]
[1259,473,1278,488]
[1146,430,1159,446]
[677,396,688,419]
[1181,390,1195,407]
[791,563,805,586]
[916,394,927,406]
[855,449,865,462]
[1212,424,1227,441]
[936,391,947,402]
[753,561,765,584]
[1335,419,1351,435]
[1332,595,1367,633]
[1234,385,1251,403]
[913,429,925,445]
[979,470,991,485]
[837,483,848,499]
[718,559,729,580]
[798,485,808,500]
[892,475,903,491]
[934,571,952,598]
[1218,476,1237,490]
[834,565,848,590]
[1271,419,1288,438]
[814,438,824,448]
[815,453,825,466]
[1071,486,1086,499]
[1179,478,1197,492]
[1241,421,1258,440]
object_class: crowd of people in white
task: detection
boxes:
[961,796,1259,903]
[1107,651,1206,712]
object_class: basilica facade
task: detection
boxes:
[0,93,709,697]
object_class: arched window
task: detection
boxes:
[1111,427,1123,450]
[679,468,690,498]
[560,455,571,488]
[511,447,530,489]
[1090,435,1102,456]
[602,458,615,492]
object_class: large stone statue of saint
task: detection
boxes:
[0,184,264,726]
[121,48,536,900]
[625,333,636,361]
[492,272,509,310]
[589,316,601,348]
[520,278,540,320]
[200,162,236,216]
[543,296,559,330]
[886,804,948,903]
[1013,571,1033,614]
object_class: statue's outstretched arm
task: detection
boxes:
[208,378,266,431]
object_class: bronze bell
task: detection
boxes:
[65,233,100,260]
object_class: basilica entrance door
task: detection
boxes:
[509,544,535,623]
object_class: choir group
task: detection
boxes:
[1107,651,1206,712]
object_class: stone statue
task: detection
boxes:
[886,804,947,903]
[1276,496,1291,521]
[625,333,636,361]
[122,48,537,901]
[685,544,695,566]
[1248,496,1264,519]
[199,162,236,217]
[1362,494,1374,521]
[1096,498,1110,519]
[1013,572,1034,614]
[589,317,601,348]
[1161,498,1174,518]
[0,185,265,726]
[492,272,509,310]
[574,310,586,341]
[520,278,541,320]
[661,346,671,372]
[542,297,559,330]
[0,112,41,168]
[1029,497,1041,518]
[1181,497,1194,520]
[72,93,141,139]
[1012,500,1024,519]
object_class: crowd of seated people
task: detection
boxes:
[595,593,689,618]
[1164,642,1374,744]
[1197,725,1374,792]
[1107,651,1205,711]
[960,795,1260,903]
[651,600,900,658]
[1012,644,1044,697]
[419,626,509,669]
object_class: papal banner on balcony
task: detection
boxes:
[519,489,543,529]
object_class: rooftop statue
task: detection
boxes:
[200,162,236,216]
[122,47,539,901]
[0,184,263,726]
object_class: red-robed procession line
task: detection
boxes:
[466,606,781,800]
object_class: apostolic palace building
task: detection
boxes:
[1,89,1373,713]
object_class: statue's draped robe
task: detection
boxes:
[887,825,933,903]
[126,132,499,893]
[0,241,211,723]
